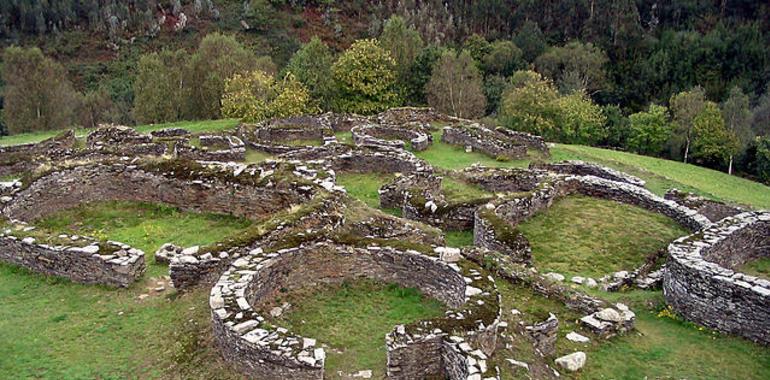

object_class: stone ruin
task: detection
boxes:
[442,123,528,160]
[211,242,500,380]
[1,107,768,380]
[664,188,746,222]
[664,211,770,345]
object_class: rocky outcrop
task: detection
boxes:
[664,211,770,345]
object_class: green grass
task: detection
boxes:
[35,201,251,277]
[336,172,395,209]
[737,257,770,280]
[0,200,254,379]
[441,177,493,203]
[517,196,687,279]
[271,280,445,378]
[334,131,353,145]
[283,138,323,147]
[244,148,272,163]
[0,119,240,147]
[581,290,770,380]
[445,230,474,247]
[414,131,531,170]
[551,144,770,208]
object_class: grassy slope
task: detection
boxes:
[517,195,687,278]
[552,144,770,209]
[272,280,445,378]
[414,131,531,170]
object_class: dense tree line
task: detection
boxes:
[0,1,769,182]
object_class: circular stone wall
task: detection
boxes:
[664,211,770,345]
[210,242,500,380]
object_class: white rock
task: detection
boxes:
[595,308,623,323]
[555,352,586,372]
[270,307,283,318]
[585,278,598,288]
[506,358,529,370]
[465,286,482,297]
[303,337,316,348]
[352,370,372,378]
[544,272,565,282]
[566,331,590,343]
[181,245,199,255]
[436,246,462,263]
[571,276,585,284]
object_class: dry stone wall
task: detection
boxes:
[210,242,500,380]
[664,189,745,222]
[530,161,646,187]
[442,124,527,160]
[664,211,770,345]
[351,123,433,151]
[3,160,319,222]
[280,144,433,174]
[0,224,144,287]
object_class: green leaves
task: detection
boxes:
[331,39,400,114]
[221,71,315,123]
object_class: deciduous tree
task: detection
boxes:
[669,86,707,163]
[535,41,609,95]
[425,50,486,119]
[284,37,336,110]
[721,86,753,174]
[221,71,314,123]
[627,104,673,155]
[133,49,187,124]
[2,46,78,134]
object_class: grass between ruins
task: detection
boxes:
[2,120,770,379]
[267,279,446,378]
[516,195,688,279]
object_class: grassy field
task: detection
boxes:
[517,195,687,278]
[2,119,770,379]
[414,131,531,170]
[0,201,252,380]
[551,144,770,208]
[0,119,240,147]
[270,280,445,378]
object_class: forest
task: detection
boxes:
[0,0,768,181]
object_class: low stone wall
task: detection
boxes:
[530,161,646,187]
[473,209,532,264]
[0,225,144,287]
[492,175,709,233]
[87,124,152,148]
[279,144,433,174]
[664,212,770,345]
[0,130,77,176]
[442,124,527,160]
[494,127,550,155]
[378,173,442,209]
[210,242,500,379]
[176,135,246,162]
[4,160,321,222]
[460,166,549,193]
[238,116,336,154]
[351,123,433,151]
[169,193,346,290]
[374,107,459,125]
[664,189,745,222]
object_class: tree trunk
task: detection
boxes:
[728,155,733,175]
[683,138,690,164]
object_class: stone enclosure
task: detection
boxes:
[1,106,768,379]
